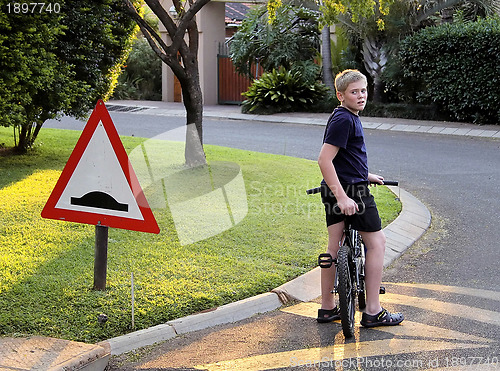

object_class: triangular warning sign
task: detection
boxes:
[41,100,160,234]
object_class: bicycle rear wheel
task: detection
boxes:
[337,244,355,338]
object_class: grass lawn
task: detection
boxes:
[0,126,401,343]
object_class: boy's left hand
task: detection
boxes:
[368,173,384,185]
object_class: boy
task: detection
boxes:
[316,69,404,327]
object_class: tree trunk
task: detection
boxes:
[361,35,387,103]
[180,19,206,167]
[16,122,41,153]
[182,76,206,167]
[122,0,208,167]
[16,124,31,153]
[321,26,335,91]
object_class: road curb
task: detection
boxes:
[99,293,282,356]
[102,186,431,356]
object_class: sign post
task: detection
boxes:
[42,100,159,290]
[93,224,108,291]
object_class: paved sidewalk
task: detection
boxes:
[0,336,109,371]
[5,100,488,370]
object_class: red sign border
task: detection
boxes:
[41,100,160,234]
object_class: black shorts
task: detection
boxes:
[321,182,382,232]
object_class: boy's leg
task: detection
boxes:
[320,221,344,310]
[359,222,404,326]
[358,230,385,315]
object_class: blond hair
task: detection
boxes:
[334,69,367,93]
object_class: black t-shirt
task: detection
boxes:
[322,106,368,185]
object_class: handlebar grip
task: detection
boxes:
[382,180,399,186]
[306,187,321,195]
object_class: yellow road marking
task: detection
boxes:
[375,321,493,343]
[422,365,499,371]
[382,292,500,327]
[389,283,500,302]
[193,284,498,370]
[281,300,493,344]
[282,285,500,327]
[281,301,320,318]
[194,338,490,371]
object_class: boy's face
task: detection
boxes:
[337,80,367,115]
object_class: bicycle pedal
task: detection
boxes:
[318,253,335,268]
[379,286,386,294]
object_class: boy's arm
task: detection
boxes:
[318,143,359,216]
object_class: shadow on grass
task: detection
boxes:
[0,127,145,190]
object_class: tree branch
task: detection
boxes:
[122,0,187,81]
[176,0,211,37]
[416,0,462,23]
[122,0,170,54]
[144,0,178,35]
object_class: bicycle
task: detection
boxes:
[306,180,398,338]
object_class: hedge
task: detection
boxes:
[398,17,500,125]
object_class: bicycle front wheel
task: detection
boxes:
[337,244,356,338]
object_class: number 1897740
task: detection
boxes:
[6,2,61,14]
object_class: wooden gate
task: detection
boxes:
[217,45,263,105]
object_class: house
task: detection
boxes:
[160,1,260,105]
[225,3,251,38]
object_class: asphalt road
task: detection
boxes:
[46,113,500,370]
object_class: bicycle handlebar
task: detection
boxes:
[380,180,399,187]
[305,187,321,195]
[306,181,399,195]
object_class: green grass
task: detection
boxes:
[0,127,400,343]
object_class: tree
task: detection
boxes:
[0,0,137,153]
[321,26,335,91]
[319,0,499,102]
[0,3,73,152]
[58,0,139,114]
[122,0,209,166]
[230,4,320,78]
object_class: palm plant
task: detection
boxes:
[322,0,499,102]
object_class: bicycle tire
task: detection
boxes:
[337,244,356,338]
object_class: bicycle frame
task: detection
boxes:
[330,225,365,293]
[340,227,365,290]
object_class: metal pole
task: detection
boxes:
[131,272,135,329]
[93,224,108,291]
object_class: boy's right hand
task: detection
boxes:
[337,196,359,216]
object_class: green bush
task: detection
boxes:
[242,67,330,114]
[363,102,451,121]
[398,17,500,125]
[113,37,162,101]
